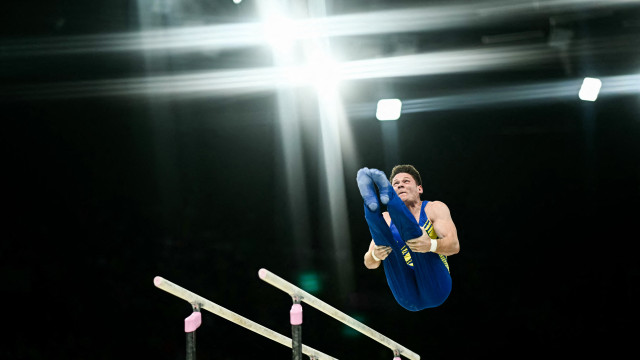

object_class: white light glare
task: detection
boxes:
[306,50,340,92]
[263,16,296,51]
[376,99,402,121]
[233,0,242,4]
[579,77,602,101]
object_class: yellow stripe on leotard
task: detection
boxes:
[402,246,413,267]
[423,219,450,272]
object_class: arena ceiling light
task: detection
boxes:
[376,99,402,121]
[579,77,602,101]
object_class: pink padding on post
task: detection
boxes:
[290,304,303,325]
[394,357,401,360]
[184,312,202,333]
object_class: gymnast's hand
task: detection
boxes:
[372,245,392,261]
[405,229,433,253]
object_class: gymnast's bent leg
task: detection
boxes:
[362,204,448,311]
[358,168,421,307]
[361,202,423,310]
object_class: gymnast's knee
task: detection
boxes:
[398,288,451,311]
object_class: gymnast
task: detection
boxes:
[357,165,460,311]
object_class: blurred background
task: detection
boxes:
[2,0,639,359]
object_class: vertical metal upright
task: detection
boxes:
[290,296,303,360]
[185,304,202,360]
[393,349,401,360]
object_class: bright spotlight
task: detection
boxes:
[232,0,242,4]
[376,99,402,120]
[579,77,602,101]
[306,50,340,93]
[263,16,295,52]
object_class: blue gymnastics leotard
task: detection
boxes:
[364,194,452,311]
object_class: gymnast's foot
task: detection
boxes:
[357,167,379,212]
[369,168,394,205]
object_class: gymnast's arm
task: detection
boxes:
[406,201,460,256]
[364,212,394,269]
[364,240,392,269]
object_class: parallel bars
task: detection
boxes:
[155,269,420,360]
[154,276,336,360]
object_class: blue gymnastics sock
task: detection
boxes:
[368,168,393,205]
[357,167,380,212]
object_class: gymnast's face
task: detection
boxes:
[392,172,423,203]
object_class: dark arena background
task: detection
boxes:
[2,1,639,359]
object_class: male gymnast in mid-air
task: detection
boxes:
[357,165,460,311]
